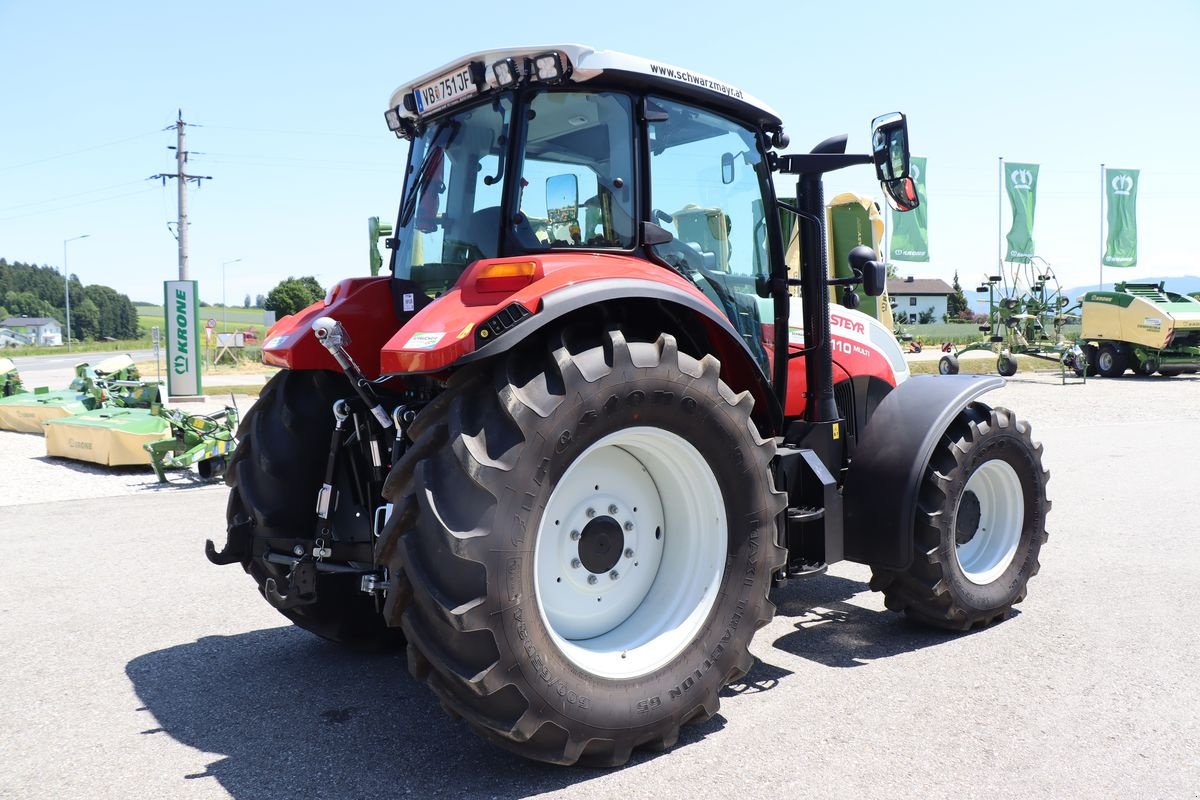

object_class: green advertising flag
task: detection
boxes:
[1004,161,1039,263]
[889,156,929,262]
[1103,168,1139,267]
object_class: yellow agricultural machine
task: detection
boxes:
[1074,282,1200,377]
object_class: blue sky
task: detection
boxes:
[1,0,1196,306]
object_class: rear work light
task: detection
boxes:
[473,260,541,293]
[492,58,521,87]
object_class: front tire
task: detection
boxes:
[869,404,1049,630]
[225,370,396,647]
[378,329,786,765]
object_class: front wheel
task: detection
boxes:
[378,329,786,765]
[870,404,1049,630]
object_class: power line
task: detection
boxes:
[0,186,159,222]
[0,180,147,213]
[0,130,161,171]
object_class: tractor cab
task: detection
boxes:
[383,46,784,363]
[380,45,909,420]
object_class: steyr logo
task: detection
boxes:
[1111,174,1134,196]
[1010,169,1034,190]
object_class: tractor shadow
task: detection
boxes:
[767,574,992,669]
[126,626,725,799]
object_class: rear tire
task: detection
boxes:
[938,354,960,375]
[225,369,397,647]
[869,404,1049,630]
[997,354,1018,377]
[377,329,786,765]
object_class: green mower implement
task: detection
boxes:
[0,357,23,397]
[2,353,162,435]
[144,404,239,482]
[1076,282,1200,377]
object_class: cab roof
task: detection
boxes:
[386,44,782,130]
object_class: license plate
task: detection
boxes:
[413,64,477,115]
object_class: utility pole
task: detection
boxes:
[151,110,211,280]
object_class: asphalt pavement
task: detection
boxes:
[2,373,1198,799]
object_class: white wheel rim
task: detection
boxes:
[533,427,727,680]
[1098,351,1113,372]
[954,459,1024,585]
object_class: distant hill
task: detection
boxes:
[1062,275,1200,299]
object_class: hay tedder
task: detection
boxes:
[207,46,1050,765]
[938,257,1077,377]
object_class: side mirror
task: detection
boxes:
[871,112,920,212]
[847,245,887,297]
[721,152,735,185]
[871,112,911,182]
[545,174,579,224]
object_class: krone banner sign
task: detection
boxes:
[1004,162,1039,263]
[163,280,202,396]
[1103,168,1139,267]
[890,156,929,261]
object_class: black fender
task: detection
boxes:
[842,374,1004,570]
[455,277,782,428]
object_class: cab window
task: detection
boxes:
[516,92,636,249]
[646,97,771,364]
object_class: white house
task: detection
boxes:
[887,277,954,323]
[0,316,63,346]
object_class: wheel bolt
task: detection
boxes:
[624,521,633,531]
[609,570,620,580]
[569,529,580,541]
[586,508,595,518]
[292,545,304,556]
[571,558,582,569]
[624,548,634,559]
[608,504,618,515]
[587,574,598,585]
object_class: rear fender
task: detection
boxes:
[842,374,1004,569]
[381,261,781,431]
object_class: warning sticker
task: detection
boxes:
[403,331,445,350]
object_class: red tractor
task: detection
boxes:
[209,46,1049,766]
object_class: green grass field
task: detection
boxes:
[904,322,1082,346]
[136,305,271,337]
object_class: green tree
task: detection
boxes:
[264,276,325,317]
[255,293,266,307]
[946,270,968,317]
[243,294,252,308]
[3,290,57,319]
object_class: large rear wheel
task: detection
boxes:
[870,403,1049,630]
[377,329,786,765]
[224,369,396,647]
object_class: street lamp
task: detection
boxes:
[221,258,242,330]
[63,234,90,351]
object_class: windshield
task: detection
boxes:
[393,96,512,294]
